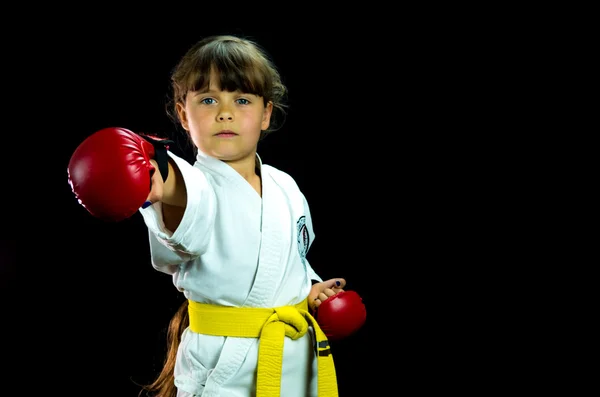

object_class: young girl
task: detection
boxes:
[67,34,366,396]
[135,35,349,396]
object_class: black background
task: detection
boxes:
[0,14,541,396]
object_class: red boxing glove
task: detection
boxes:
[316,290,367,341]
[67,127,157,222]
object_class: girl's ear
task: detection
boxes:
[261,101,273,131]
[176,102,190,131]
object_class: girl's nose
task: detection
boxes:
[218,107,233,121]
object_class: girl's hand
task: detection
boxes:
[143,159,164,207]
[309,278,346,312]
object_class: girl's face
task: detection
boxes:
[176,71,272,164]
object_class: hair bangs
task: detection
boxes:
[185,41,270,98]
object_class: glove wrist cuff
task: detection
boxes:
[140,135,174,182]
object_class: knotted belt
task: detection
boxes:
[187,298,338,396]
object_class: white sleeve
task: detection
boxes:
[138,152,217,272]
[302,193,322,283]
[147,230,186,274]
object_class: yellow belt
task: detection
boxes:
[187,298,338,397]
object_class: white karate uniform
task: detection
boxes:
[139,149,323,397]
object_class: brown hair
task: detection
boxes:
[139,300,189,397]
[167,35,288,143]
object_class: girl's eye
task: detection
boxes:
[236,98,250,105]
[200,98,215,105]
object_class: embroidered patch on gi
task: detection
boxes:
[297,215,309,261]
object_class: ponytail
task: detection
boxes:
[140,300,189,397]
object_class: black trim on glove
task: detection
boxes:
[140,135,174,183]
